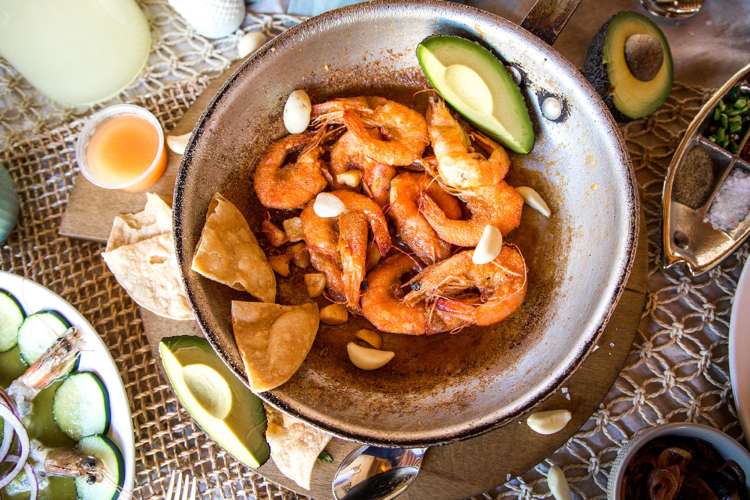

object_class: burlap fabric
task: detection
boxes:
[1,3,748,499]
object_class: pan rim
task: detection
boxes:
[173,0,639,447]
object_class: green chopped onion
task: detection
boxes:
[318,450,334,463]
[735,98,747,108]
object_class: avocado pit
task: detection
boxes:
[624,33,664,82]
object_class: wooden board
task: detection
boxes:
[61,65,648,498]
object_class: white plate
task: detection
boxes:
[0,271,135,498]
[730,256,750,441]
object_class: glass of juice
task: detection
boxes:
[76,105,167,192]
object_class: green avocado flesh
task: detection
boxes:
[584,11,673,120]
[417,35,535,154]
[159,336,270,468]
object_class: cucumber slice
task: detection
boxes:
[75,435,124,500]
[0,289,24,352]
[52,372,110,440]
[17,310,70,364]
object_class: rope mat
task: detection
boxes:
[0,80,748,499]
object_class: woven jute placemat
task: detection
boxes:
[1,78,747,499]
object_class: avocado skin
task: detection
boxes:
[582,20,628,122]
[583,12,672,122]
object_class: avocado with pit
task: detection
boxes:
[159,336,270,468]
[583,11,673,120]
[417,35,535,154]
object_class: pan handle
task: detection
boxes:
[520,0,581,46]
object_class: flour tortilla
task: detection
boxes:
[231,301,319,392]
[103,232,193,320]
[191,193,276,303]
[265,406,331,490]
[106,193,172,252]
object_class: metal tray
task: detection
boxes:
[663,63,750,275]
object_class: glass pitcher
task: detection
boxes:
[0,0,152,106]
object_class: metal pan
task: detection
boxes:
[173,0,638,447]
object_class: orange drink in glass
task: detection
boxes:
[76,105,167,191]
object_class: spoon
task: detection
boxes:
[332,445,427,500]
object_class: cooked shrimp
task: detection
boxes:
[330,131,396,205]
[8,327,83,417]
[253,133,328,209]
[361,254,458,335]
[301,191,391,304]
[403,246,527,328]
[343,100,428,166]
[311,96,386,122]
[333,190,392,255]
[419,181,523,246]
[338,211,368,309]
[389,172,461,264]
[426,96,510,189]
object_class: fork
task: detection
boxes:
[165,471,197,500]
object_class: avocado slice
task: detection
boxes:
[417,35,535,154]
[583,11,673,120]
[159,336,270,467]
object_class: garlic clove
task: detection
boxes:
[282,217,304,242]
[336,169,362,188]
[166,132,191,155]
[526,409,572,435]
[238,31,268,59]
[546,466,571,500]
[517,186,552,218]
[472,225,503,265]
[347,342,394,370]
[283,89,312,134]
[313,192,346,218]
[355,329,382,349]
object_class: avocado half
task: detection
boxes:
[159,336,270,468]
[583,11,673,121]
[417,35,535,154]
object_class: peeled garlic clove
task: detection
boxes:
[517,186,551,218]
[472,225,503,265]
[347,342,394,370]
[283,89,312,134]
[313,192,346,218]
[526,409,572,435]
[238,31,268,59]
[167,132,191,155]
[546,466,571,500]
[355,329,382,349]
[336,169,362,188]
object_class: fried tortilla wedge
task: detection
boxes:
[191,193,276,303]
[103,232,193,320]
[106,193,173,252]
[265,406,331,490]
[231,301,319,392]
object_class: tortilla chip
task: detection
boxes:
[231,301,319,392]
[103,233,193,320]
[265,406,331,490]
[106,193,172,252]
[191,193,276,303]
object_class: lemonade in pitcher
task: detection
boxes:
[0,0,151,106]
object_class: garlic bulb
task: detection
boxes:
[472,225,503,264]
[526,409,572,435]
[517,186,551,218]
[313,193,346,218]
[283,89,312,134]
